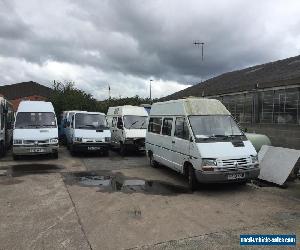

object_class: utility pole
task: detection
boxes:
[108,84,111,100]
[193,41,204,61]
[149,79,153,100]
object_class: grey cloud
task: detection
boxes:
[0,0,299,99]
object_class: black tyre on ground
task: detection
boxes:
[120,143,126,156]
[13,154,20,161]
[102,149,109,157]
[52,152,58,159]
[149,153,159,168]
[187,165,198,191]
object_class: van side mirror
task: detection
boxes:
[244,128,248,132]
[190,136,194,142]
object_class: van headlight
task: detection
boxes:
[201,159,217,171]
[251,155,258,164]
[74,137,82,143]
[49,138,58,144]
[13,139,23,145]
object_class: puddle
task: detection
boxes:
[63,171,191,196]
[7,164,64,177]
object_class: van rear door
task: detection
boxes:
[172,117,190,172]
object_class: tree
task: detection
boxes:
[49,81,98,117]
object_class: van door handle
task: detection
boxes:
[172,141,175,144]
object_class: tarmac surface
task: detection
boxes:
[0,147,299,249]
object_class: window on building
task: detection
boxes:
[162,118,173,136]
[148,117,162,134]
[174,117,190,140]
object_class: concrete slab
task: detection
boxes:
[258,145,300,185]
[0,173,90,250]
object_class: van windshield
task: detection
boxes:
[15,112,57,128]
[123,116,147,129]
[75,113,108,129]
[189,115,244,142]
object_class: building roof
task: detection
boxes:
[162,55,300,101]
[0,81,53,100]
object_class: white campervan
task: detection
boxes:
[13,101,59,159]
[146,98,259,190]
[107,105,148,155]
[68,111,111,155]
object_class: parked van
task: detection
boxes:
[68,111,111,155]
[0,97,14,156]
[13,101,59,159]
[107,105,148,155]
[146,98,259,189]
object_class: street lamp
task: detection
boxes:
[149,79,153,100]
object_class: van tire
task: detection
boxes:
[188,165,197,191]
[13,154,20,161]
[149,154,159,168]
[103,149,109,157]
[0,141,5,157]
[52,152,58,159]
[120,143,126,156]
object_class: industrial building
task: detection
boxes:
[162,55,300,149]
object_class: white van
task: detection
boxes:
[13,101,59,159]
[0,97,14,157]
[146,98,259,189]
[107,105,148,155]
[68,111,111,155]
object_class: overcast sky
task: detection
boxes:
[0,0,300,100]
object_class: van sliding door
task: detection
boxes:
[172,117,190,172]
[160,117,175,169]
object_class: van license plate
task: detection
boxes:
[227,173,245,180]
[88,146,100,151]
[30,148,45,153]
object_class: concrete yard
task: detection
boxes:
[0,147,299,250]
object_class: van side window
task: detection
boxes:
[112,117,117,127]
[162,118,173,136]
[174,117,189,140]
[71,115,74,128]
[148,117,162,134]
[117,117,123,129]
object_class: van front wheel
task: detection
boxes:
[188,166,197,191]
[149,154,159,168]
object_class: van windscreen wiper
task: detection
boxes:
[129,120,139,129]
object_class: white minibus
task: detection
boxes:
[107,105,148,155]
[68,111,111,155]
[13,101,59,159]
[146,98,259,189]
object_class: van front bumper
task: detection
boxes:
[195,167,260,183]
[71,143,110,152]
[13,145,59,155]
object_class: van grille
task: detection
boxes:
[23,140,49,144]
[216,157,252,171]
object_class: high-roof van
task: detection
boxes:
[107,105,148,155]
[0,97,14,157]
[146,98,259,190]
[68,111,111,155]
[13,101,59,159]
